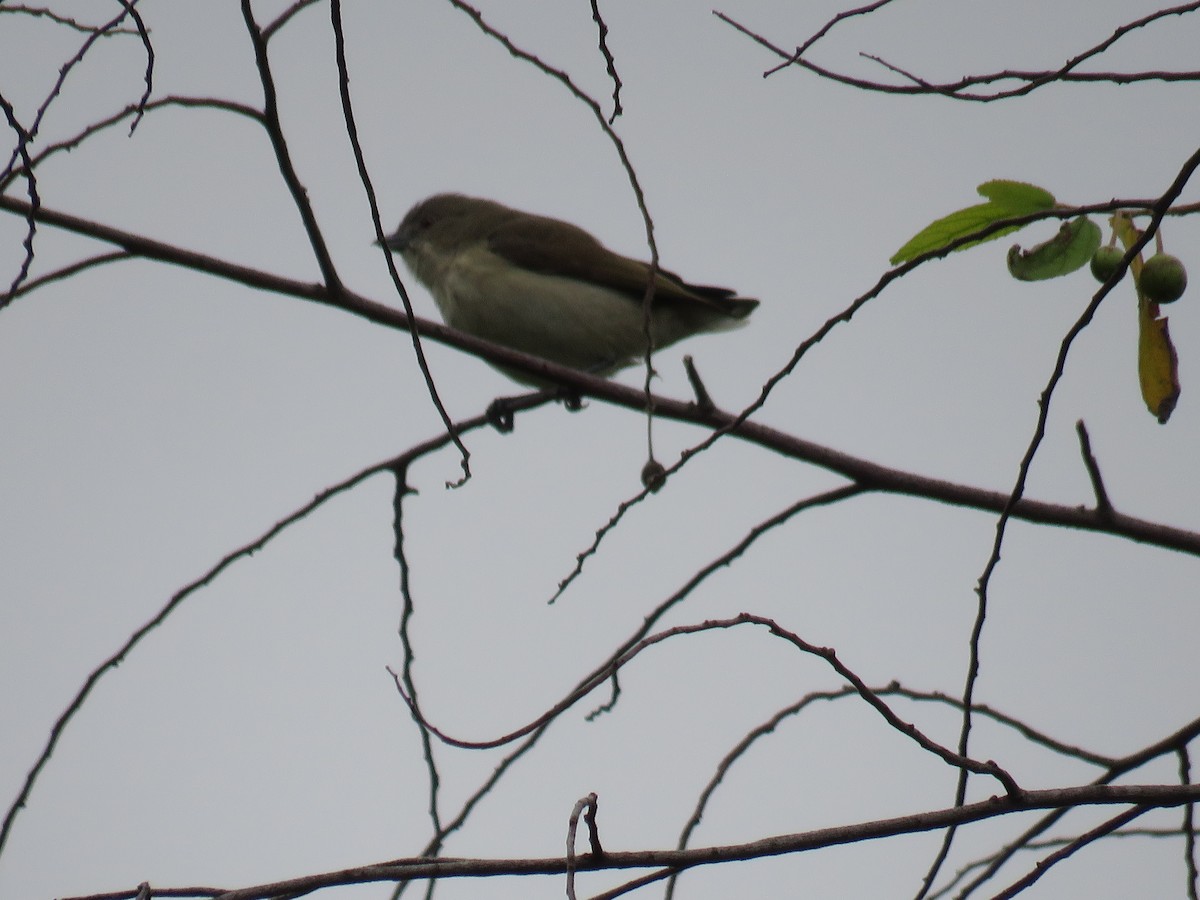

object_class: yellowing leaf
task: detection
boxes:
[1112,211,1182,423]
[1138,295,1180,424]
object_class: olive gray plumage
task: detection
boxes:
[381,194,757,384]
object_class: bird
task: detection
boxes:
[380,193,757,385]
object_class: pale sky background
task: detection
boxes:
[2,2,1200,899]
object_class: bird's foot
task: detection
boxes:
[486,397,518,433]
[558,386,585,412]
[486,385,583,433]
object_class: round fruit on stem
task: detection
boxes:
[1139,253,1188,303]
[1089,246,1126,283]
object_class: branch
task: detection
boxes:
[548,193,1200,597]
[329,0,470,484]
[239,0,340,293]
[0,95,264,193]
[0,5,142,34]
[60,784,1200,900]
[945,711,1200,897]
[1,196,1197,562]
[928,826,1199,900]
[927,139,1200,894]
[0,411,500,861]
[1075,420,1114,518]
[990,805,1154,899]
[717,3,1200,101]
[667,682,1129,898]
[588,0,623,121]
[389,612,1018,797]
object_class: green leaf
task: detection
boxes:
[976,180,1056,209]
[890,180,1057,264]
[1005,217,1102,281]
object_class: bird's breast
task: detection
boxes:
[435,246,652,371]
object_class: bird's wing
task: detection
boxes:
[485,215,749,314]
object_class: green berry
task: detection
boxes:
[1139,253,1188,303]
[1089,246,1125,283]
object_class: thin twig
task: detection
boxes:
[588,0,623,121]
[682,355,714,411]
[719,3,1200,101]
[441,0,665,489]
[549,195,1200,600]
[0,4,140,33]
[262,0,323,40]
[328,0,471,485]
[76,784,1200,900]
[1182,747,1199,900]
[1075,420,1114,518]
[567,793,600,900]
[238,0,340,293]
[920,142,1200,900]
[945,712,1200,897]
[763,0,899,76]
[989,806,1152,899]
[0,412,497,861]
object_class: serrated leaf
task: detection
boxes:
[1006,217,1102,281]
[891,180,1058,264]
[890,205,1023,264]
[977,180,1057,210]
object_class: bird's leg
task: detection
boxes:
[485,397,519,433]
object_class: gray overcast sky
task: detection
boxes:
[2,2,1199,899]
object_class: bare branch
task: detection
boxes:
[923,140,1200,897]
[588,0,623,121]
[567,793,602,900]
[329,0,471,484]
[717,3,1200,101]
[63,784,1200,900]
[932,826,1200,900]
[945,712,1200,897]
[0,412,498,861]
[668,682,1129,898]
[762,0,901,77]
[0,4,140,34]
[262,0,323,41]
[388,611,1020,803]
[1181,747,1199,900]
[238,1,340,293]
[1075,420,1114,518]
[0,95,264,193]
[993,806,1154,898]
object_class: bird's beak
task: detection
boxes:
[377,228,406,252]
